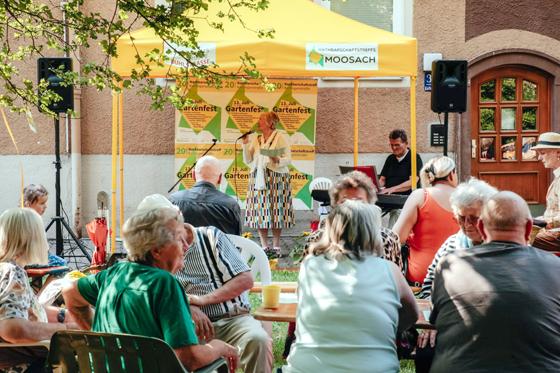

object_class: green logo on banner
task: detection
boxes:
[179,85,221,140]
[308,49,324,66]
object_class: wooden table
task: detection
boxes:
[250,281,298,293]
[254,298,434,329]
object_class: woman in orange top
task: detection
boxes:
[393,156,459,285]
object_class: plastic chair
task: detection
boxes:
[226,234,273,336]
[309,177,332,224]
[47,330,228,373]
[227,234,272,285]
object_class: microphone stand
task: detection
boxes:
[167,139,218,193]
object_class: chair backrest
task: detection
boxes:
[227,234,272,285]
[309,177,332,192]
[48,330,186,373]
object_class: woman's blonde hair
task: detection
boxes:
[309,200,383,261]
[260,112,280,129]
[420,156,456,188]
[0,208,49,266]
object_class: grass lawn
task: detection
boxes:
[249,270,415,372]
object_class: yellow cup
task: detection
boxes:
[262,284,281,309]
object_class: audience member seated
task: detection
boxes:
[530,132,560,251]
[430,191,560,373]
[0,208,74,372]
[392,156,459,286]
[169,155,242,235]
[414,178,497,373]
[62,206,239,372]
[138,194,272,373]
[306,171,403,270]
[284,200,418,373]
[22,184,66,267]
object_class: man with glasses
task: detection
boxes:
[378,129,423,227]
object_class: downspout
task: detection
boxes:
[62,0,83,236]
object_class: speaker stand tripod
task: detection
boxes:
[45,113,91,261]
[442,111,449,156]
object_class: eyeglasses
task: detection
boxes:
[456,214,479,225]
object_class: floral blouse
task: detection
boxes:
[0,262,47,325]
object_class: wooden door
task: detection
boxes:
[471,67,550,204]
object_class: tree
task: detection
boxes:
[0,0,272,118]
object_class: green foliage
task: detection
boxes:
[0,0,271,118]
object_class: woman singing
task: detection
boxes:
[242,112,295,256]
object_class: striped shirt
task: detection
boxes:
[418,230,472,299]
[175,226,251,320]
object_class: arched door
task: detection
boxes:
[471,66,550,204]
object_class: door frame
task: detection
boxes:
[458,49,560,181]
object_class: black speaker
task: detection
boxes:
[431,60,467,113]
[37,57,74,113]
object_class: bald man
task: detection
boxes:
[169,155,241,235]
[430,191,560,373]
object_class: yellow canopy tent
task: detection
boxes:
[110,0,417,250]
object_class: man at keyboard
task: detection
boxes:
[378,129,423,227]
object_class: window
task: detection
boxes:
[315,0,410,36]
[314,0,412,87]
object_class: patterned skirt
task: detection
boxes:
[245,168,295,229]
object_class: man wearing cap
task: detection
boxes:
[531,132,560,251]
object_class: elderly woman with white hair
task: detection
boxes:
[62,206,239,372]
[285,200,418,373]
[393,156,460,286]
[0,208,73,371]
[414,178,498,373]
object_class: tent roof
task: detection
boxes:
[113,0,417,78]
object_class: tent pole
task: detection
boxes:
[111,87,119,254]
[118,85,124,241]
[353,77,359,167]
[410,75,417,190]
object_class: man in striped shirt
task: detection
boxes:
[175,224,273,373]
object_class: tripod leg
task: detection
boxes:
[59,218,92,261]
[45,218,55,232]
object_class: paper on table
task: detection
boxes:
[260,148,285,157]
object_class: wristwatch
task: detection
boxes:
[57,308,66,323]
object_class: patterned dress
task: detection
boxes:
[0,262,48,372]
[243,130,295,229]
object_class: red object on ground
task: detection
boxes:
[86,217,108,266]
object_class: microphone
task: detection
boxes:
[236,130,254,140]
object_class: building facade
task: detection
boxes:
[0,0,558,235]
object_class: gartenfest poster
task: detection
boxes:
[174,78,317,210]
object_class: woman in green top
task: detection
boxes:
[63,206,239,372]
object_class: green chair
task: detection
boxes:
[47,330,228,373]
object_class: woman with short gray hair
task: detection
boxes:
[285,200,418,373]
[123,207,183,265]
[415,178,498,373]
[419,178,498,299]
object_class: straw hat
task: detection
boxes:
[531,132,560,150]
